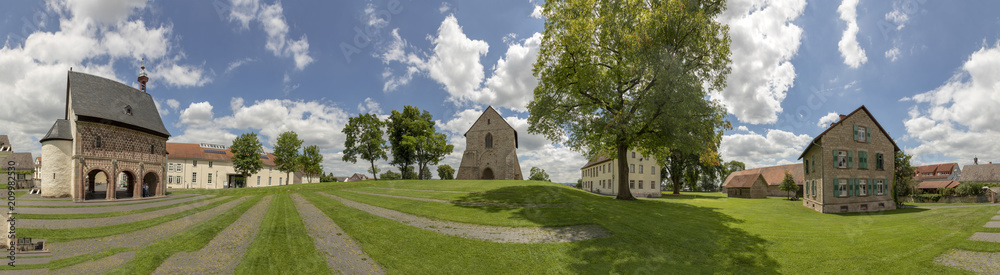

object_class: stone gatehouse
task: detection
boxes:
[456,106,523,180]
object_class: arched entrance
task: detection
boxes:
[481,168,494,180]
[143,172,158,197]
[116,171,136,199]
[85,169,109,201]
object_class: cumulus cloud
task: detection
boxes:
[737,126,749,132]
[166,99,180,110]
[720,129,812,169]
[817,112,840,128]
[714,0,806,124]
[885,2,909,30]
[439,2,451,13]
[357,97,383,115]
[530,5,544,19]
[837,0,868,68]
[885,47,901,62]
[903,43,1000,163]
[227,0,313,70]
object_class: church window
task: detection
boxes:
[485,133,493,148]
[96,136,102,148]
[150,145,155,154]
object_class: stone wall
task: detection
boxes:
[73,122,167,201]
[40,140,73,198]
[456,107,523,180]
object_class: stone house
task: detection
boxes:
[960,162,1000,185]
[723,173,768,198]
[164,142,293,189]
[800,106,899,213]
[0,135,11,160]
[580,150,661,198]
[913,163,960,182]
[40,69,169,201]
[347,173,369,182]
[1,152,35,189]
[457,106,523,180]
[723,164,804,197]
[915,180,961,194]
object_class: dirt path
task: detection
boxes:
[18,195,213,214]
[291,194,384,275]
[153,196,273,275]
[346,190,567,208]
[362,187,472,193]
[16,193,198,207]
[321,192,610,243]
[22,196,226,229]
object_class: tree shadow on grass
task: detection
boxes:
[830,207,929,216]
[456,186,781,273]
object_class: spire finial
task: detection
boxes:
[138,58,149,92]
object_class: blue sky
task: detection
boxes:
[2,0,1000,183]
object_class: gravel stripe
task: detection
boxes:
[18,195,214,214]
[17,194,198,207]
[347,190,568,208]
[153,196,274,275]
[38,196,248,264]
[291,194,384,275]
[936,249,1000,275]
[321,192,610,243]
[969,232,1000,243]
[986,221,1000,228]
[363,187,471,193]
[22,196,228,229]
[992,215,1000,221]
[58,251,137,275]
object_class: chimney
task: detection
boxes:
[839,114,847,121]
[138,58,149,93]
[974,156,978,165]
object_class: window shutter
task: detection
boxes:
[853,125,858,141]
[848,151,853,168]
[859,152,866,169]
[832,150,838,168]
[812,156,816,172]
[804,160,809,175]
[866,130,871,143]
[833,180,839,197]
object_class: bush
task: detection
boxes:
[911,194,942,202]
[955,182,985,196]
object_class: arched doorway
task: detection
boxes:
[143,172,159,197]
[481,168,494,180]
[85,169,109,201]
[116,171,136,199]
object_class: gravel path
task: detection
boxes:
[992,215,1000,220]
[986,221,1000,228]
[914,204,1000,209]
[363,187,471,193]
[17,193,198,207]
[22,196,227,229]
[62,251,137,275]
[968,232,1000,243]
[936,249,1000,275]
[291,194,384,275]
[36,196,247,264]
[346,190,568,208]
[321,192,610,243]
[18,195,213,214]
[153,196,274,275]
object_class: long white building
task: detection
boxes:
[165,142,318,189]
[581,150,662,198]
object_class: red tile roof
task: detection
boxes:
[723,163,804,186]
[724,173,765,188]
[917,180,960,189]
[166,142,277,166]
[913,163,958,180]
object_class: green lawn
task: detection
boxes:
[235,194,330,274]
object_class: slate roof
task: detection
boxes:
[40,119,73,142]
[917,180,960,189]
[724,173,765,188]
[723,163,804,187]
[798,105,900,160]
[165,143,277,166]
[1,152,35,171]
[581,155,613,169]
[463,106,517,148]
[961,163,1000,182]
[68,71,170,137]
[0,135,10,150]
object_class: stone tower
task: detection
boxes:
[456,106,523,180]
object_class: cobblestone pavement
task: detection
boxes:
[21,196,247,269]
[936,250,1000,275]
[153,196,273,275]
[18,195,213,214]
[321,192,610,243]
[968,232,1000,243]
[17,193,199,206]
[346,190,568,208]
[22,196,227,229]
[291,194,384,275]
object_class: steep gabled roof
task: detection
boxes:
[723,163,804,186]
[463,106,518,148]
[0,152,35,171]
[166,142,277,166]
[917,180,961,189]
[798,105,900,160]
[40,119,73,142]
[961,163,1000,182]
[68,71,170,137]
[724,173,764,188]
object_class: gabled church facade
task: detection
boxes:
[456,106,523,180]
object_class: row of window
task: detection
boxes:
[803,150,886,174]
[583,162,656,177]
[171,173,279,187]
[584,179,656,190]
[802,178,886,197]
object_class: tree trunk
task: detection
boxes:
[285,172,290,186]
[615,143,636,200]
[370,160,379,180]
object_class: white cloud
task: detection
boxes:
[885,4,909,30]
[424,15,490,104]
[837,0,868,68]
[518,144,588,183]
[357,97,383,115]
[903,43,1000,163]
[227,0,313,70]
[885,47,901,62]
[178,101,215,127]
[225,57,256,74]
[530,5,544,19]
[737,126,749,132]
[439,2,451,13]
[166,99,180,110]
[817,112,840,128]
[720,129,812,169]
[714,0,806,124]
[475,32,542,111]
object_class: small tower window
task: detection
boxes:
[485,133,493,148]
[96,136,102,148]
[150,145,155,154]
[488,119,490,125]
[125,105,133,115]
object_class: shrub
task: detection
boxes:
[955,182,984,196]
[911,194,942,202]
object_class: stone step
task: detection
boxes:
[992,215,1000,221]
[969,232,1000,243]
[986,221,1000,228]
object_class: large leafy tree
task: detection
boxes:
[893,151,915,207]
[665,151,700,194]
[343,113,388,180]
[529,167,551,182]
[437,164,455,180]
[300,145,323,183]
[528,0,732,200]
[722,160,746,181]
[387,106,435,177]
[405,132,454,180]
[230,132,264,188]
[273,131,303,186]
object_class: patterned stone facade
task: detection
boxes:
[75,121,167,201]
[801,106,898,213]
[457,106,523,180]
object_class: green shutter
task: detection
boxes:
[804,160,808,175]
[832,150,838,168]
[812,156,816,172]
[847,151,853,168]
[833,179,839,197]
[853,125,858,141]
[859,152,867,169]
[866,129,871,143]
